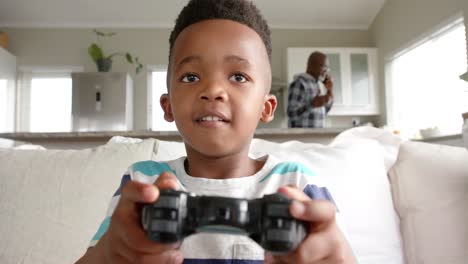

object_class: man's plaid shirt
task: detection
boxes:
[287,73,333,128]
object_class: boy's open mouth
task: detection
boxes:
[196,116,228,122]
[195,110,230,123]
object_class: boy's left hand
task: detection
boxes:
[264,186,357,264]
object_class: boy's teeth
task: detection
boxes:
[201,116,223,121]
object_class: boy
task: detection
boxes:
[77,0,357,263]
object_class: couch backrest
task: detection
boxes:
[0,139,157,264]
[389,141,468,264]
[1,130,404,264]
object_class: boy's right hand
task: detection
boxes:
[81,172,183,264]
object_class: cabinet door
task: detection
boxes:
[348,49,378,114]
[331,48,379,115]
[324,52,343,105]
[350,53,370,105]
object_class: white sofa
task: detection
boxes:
[0,127,467,264]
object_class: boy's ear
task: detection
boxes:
[160,93,175,122]
[260,94,277,123]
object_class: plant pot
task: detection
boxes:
[96,58,112,72]
[0,32,8,49]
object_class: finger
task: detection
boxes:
[290,200,336,224]
[130,249,183,264]
[278,185,311,202]
[120,180,159,207]
[278,185,336,223]
[114,210,182,255]
[112,181,180,255]
[267,227,340,264]
[264,253,288,264]
[154,171,181,190]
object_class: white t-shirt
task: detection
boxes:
[90,155,342,263]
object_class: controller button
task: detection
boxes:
[267,204,290,217]
[267,229,293,242]
[154,209,178,220]
[154,196,179,209]
[170,210,177,220]
[277,218,283,228]
[154,209,163,218]
[152,219,178,233]
[218,207,231,220]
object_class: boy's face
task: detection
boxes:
[161,19,277,157]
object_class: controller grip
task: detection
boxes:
[259,193,307,254]
[141,189,189,244]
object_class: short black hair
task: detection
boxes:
[168,0,272,62]
[307,51,326,67]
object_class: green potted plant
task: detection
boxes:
[88,29,143,74]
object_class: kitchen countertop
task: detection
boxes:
[0,127,349,140]
[415,133,462,142]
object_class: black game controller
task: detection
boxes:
[141,189,307,254]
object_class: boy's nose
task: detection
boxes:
[199,81,228,101]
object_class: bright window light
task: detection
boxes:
[0,79,7,132]
[30,77,72,132]
[151,71,177,131]
[389,21,468,138]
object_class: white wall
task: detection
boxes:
[4,27,373,130]
[370,0,468,126]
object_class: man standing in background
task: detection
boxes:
[287,51,334,128]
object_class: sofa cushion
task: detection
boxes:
[389,141,468,264]
[248,127,404,264]
[155,127,405,264]
[0,139,157,264]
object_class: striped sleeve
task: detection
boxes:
[89,172,130,247]
[302,184,338,211]
[89,161,177,247]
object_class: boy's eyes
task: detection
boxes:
[179,73,249,83]
[181,74,199,83]
[229,73,248,83]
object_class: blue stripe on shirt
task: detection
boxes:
[132,161,176,176]
[91,216,110,242]
[113,161,179,197]
[259,162,316,183]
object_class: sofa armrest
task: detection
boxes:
[389,141,468,264]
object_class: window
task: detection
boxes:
[17,67,82,132]
[0,79,8,132]
[150,68,177,131]
[387,19,468,139]
[29,77,72,132]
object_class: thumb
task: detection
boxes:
[290,200,336,224]
[154,171,181,190]
[137,249,184,264]
[278,185,336,225]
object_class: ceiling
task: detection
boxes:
[0,0,386,30]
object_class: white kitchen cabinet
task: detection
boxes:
[286,47,379,116]
[0,47,16,132]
